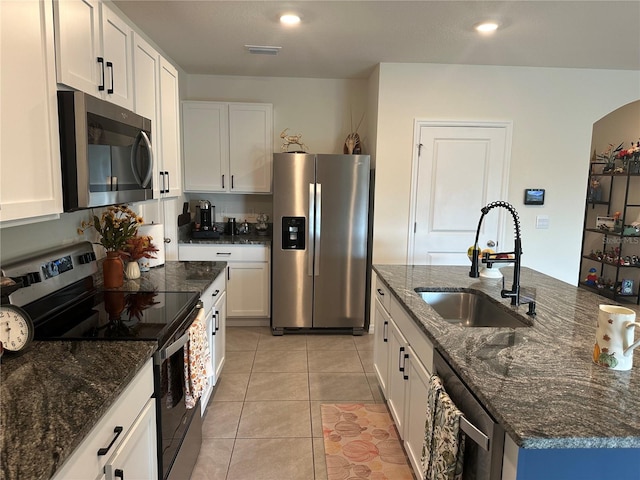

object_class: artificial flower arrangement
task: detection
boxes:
[78,205,144,254]
[123,235,159,262]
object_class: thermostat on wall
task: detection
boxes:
[524,188,545,205]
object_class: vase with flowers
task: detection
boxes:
[122,235,159,279]
[78,205,144,288]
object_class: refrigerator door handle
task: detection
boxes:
[315,183,321,276]
[308,183,315,277]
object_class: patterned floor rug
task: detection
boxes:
[321,403,415,480]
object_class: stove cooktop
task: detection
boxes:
[32,289,199,346]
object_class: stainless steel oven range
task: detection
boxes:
[1,242,202,480]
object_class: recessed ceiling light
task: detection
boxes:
[280,14,301,26]
[245,45,282,55]
[475,22,499,33]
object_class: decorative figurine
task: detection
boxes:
[588,177,602,202]
[343,112,364,154]
[585,267,598,286]
[280,129,308,152]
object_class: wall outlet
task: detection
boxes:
[536,215,549,229]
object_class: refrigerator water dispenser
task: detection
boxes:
[282,217,305,250]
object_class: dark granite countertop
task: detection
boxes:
[0,261,226,479]
[373,265,640,449]
[0,341,156,480]
[97,260,227,294]
[179,233,271,246]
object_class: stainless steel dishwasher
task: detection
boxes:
[433,350,506,480]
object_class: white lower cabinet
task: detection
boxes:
[372,273,434,480]
[372,273,391,397]
[103,399,157,480]
[200,271,227,415]
[178,244,270,320]
[52,359,156,480]
[403,344,432,476]
[386,317,409,438]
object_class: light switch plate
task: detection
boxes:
[536,215,549,229]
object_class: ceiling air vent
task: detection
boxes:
[245,45,282,55]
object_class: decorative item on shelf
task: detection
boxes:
[588,177,602,202]
[620,279,634,295]
[78,205,144,289]
[343,112,364,154]
[613,211,623,232]
[280,128,308,152]
[255,213,269,235]
[598,142,624,173]
[585,267,598,286]
[596,215,615,231]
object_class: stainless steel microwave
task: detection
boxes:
[57,91,153,211]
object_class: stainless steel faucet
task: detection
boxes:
[469,201,536,316]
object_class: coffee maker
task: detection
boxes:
[192,200,220,238]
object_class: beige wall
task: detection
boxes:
[186,75,369,155]
[372,63,640,284]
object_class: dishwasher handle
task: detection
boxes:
[460,416,490,451]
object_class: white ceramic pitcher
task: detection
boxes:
[593,305,640,371]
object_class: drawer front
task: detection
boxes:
[390,297,433,374]
[201,272,226,314]
[52,359,154,480]
[179,244,269,262]
[374,276,391,312]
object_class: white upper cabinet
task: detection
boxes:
[158,58,182,198]
[228,104,273,193]
[0,0,63,223]
[54,0,134,109]
[182,101,273,194]
[132,34,181,199]
[182,102,229,192]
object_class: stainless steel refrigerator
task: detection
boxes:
[272,153,371,334]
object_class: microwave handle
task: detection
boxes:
[130,130,154,188]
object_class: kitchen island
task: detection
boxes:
[373,264,640,479]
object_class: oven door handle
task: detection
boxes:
[158,331,190,362]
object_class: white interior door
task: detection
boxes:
[409,122,511,265]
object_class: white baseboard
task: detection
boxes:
[227,318,270,327]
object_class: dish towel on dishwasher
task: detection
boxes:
[421,374,465,480]
[183,308,210,409]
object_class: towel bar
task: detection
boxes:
[460,416,490,451]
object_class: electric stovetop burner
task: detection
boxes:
[32,289,199,347]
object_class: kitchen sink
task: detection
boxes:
[415,289,532,328]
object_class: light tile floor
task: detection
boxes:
[190,326,384,480]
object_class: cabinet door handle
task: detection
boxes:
[403,353,409,380]
[231,175,234,189]
[165,171,170,194]
[159,171,165,193]
[377,288,384,296]
[216,252,232,256]
[222,174,225,189]
[97,57,105,91]
[212,289,220,297]
[106,61,114,94]
[227,266,230,281]
[383,320,388,342]
[398,346,405,372]
[97,426,123,456]
[115,468,124,480]
[215,310,220,331]
[212,311,216,335]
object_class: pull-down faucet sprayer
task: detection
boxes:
[469,201,536,316]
